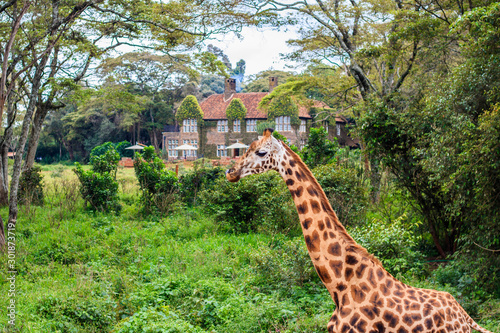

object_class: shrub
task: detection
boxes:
[74,163,121,212]
[91,141,133,158]
[74,145,121,212]
[300,127,338,168]
[198,172,299,234]
[250,236,318,293]
[179,160,225,206]
[114,306,205,333]
[89,148,120,177]
[312,162,368,226]
[134,146,179,215]
[19,165,44,206]
[349,214,425,278]
[90,142,116,159]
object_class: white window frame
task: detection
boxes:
[300,119,306,133]
[233,119,241,133]
[217,144,227,157]
[183,119,197,133]
[246,119,257,132]
[217,120,228,132]
[275,116,291,132]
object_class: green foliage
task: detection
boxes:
[350,215,425,278]
[300,127,339,168]
[225,98,247,120]
[175,95,204,122]
[90,148,120,177]
[115,306,205,333]
[134,146,179,215]
[73,144,121,212]
[199,172,299,235]
[115,141,134,158]
[267,95,301,126]
[74,163,121,212]
[256,120,276,135]
[19,165,44,206]
[179,161,225,206]
[90,142,116,159]
[313,163,368,226]
[250,236,318,292]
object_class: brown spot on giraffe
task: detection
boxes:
[305,230,320,252]
[224,131,494,333]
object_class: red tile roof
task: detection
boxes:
[198,93,330,120]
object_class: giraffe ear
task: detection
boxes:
[263,128,274,137]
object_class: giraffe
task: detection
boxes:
[225,129,495,333]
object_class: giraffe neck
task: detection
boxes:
[276,143,388,302]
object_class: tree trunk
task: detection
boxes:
[0,85,16,207]
[24,107,48,170]
[8,53,49,228]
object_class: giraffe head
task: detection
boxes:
[226,128,283,182]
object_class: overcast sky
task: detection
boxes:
[207,26,302,77]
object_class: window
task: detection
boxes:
[183,119,197,133]
[233,119,241,133]
[323,121,329,133]
[300,139,306,150]
[181,139,197,157]
[217,144,227,157]
[246,119,257,132]
[336,124,341,136]
[275,116,291,132]
[191,139,198,157]
[217,120,228,132]
[168,139,179,157]
[300,119,306,133]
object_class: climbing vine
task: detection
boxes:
[175,95,204,122]
[225,98,247,120]
[267,95,300,126]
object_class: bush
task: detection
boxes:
[134,146,179,215]
[349,214,425,278]
[198,172,299,234]
[312,162,369,226]
[19,165,44,206]
[90,149,120,176]
[250,236,318,293]
[91,140,134,158]
[74,163,121,212]
[114,306,205,333]
[179,160,225,206]
[74,145,121,212]
[300,127,339,168]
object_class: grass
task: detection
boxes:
[0,163,499,332]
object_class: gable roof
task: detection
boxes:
[198,92,330,120]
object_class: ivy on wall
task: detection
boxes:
[225,98,247,120]
[267,95,300,126]
[175,95,204,122]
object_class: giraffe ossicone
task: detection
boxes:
[226,128,494,333]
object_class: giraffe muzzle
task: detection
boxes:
[225,168,240,182]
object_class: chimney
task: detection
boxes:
[269,76,278,92]
[224,78,236,100]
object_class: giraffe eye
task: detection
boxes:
[255,151,267,157]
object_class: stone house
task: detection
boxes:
[162,77,358,159]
